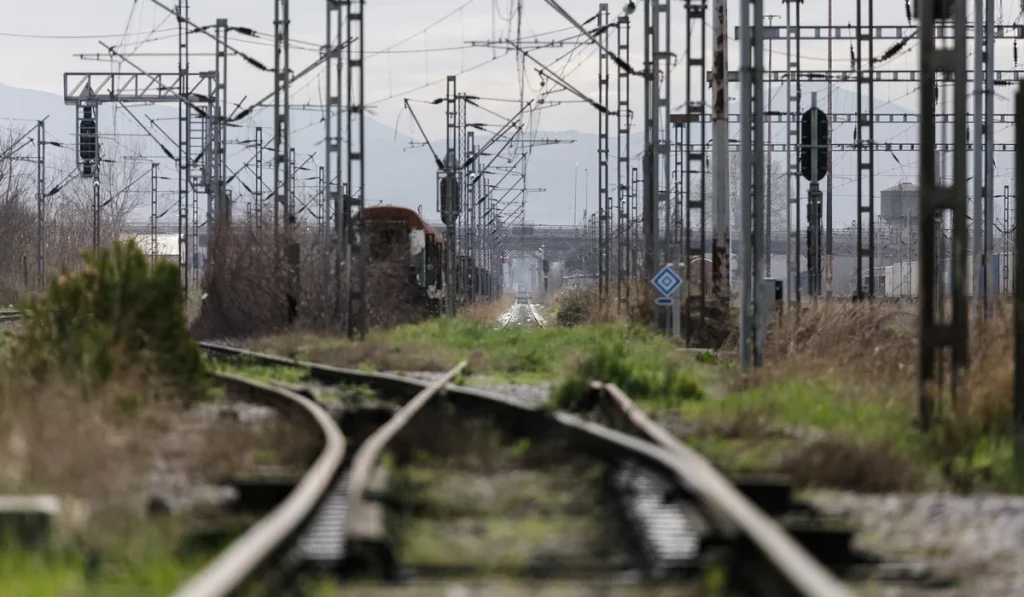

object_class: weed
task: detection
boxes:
[552,337,704,410]
[696,350,718,365]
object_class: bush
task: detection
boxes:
[552,337,704,409]
[555,288,592,327]
[12,240,204,397]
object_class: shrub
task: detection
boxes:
[555,288,591,327]
[12,240,204,397]
[552,338,704,409]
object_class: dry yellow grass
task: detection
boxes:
[739,299,1014,434]
[458,293,514,325]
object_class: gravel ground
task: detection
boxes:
[146,401,281,514]
[498,302,545,329]
[806,490,1024,596]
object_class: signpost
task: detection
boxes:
[651,265,683,337]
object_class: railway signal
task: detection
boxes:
[799,107,828,183]
[801,101,828,297]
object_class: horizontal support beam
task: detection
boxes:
[467,40,568,49]
[739,24,1024,40]
[693,142,1017,152]
[695,113,1017,124]
[710,70,1024,83]
[63,72,212,105]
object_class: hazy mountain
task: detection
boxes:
[0,81,1013,228]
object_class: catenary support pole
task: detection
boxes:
[984,0,996,318]
[918,0,968,431]
[712,0,730,312]
[36,120,45,288]
[973,0,984,315]
[1015,86,1024,477]
[326,0,342,320]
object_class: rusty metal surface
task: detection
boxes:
[597,382,853,597]
[199,342,854,596]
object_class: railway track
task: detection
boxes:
[1,309,863,594]
[501,299,546,328]
[182,342,857,596]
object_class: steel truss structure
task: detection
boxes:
[739,0,765,370]
[683,0,707,343]
[918,0,968,431]
[344,0,367,338]
[785,0,802,304]
[855,0,875,299]
[324,1,343,322]
[718,69,1024,82]
[597,3,611,300]
[34,120,45,289]
[615,15,631,312]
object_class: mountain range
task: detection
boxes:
[1,80,1013,227]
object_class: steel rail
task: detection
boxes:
[198,342,853,596]
[595,382,853,597]
[172,372,346,597]
[346,362,466,531]
[526,301,547,327]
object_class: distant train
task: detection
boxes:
[361,205,497,317]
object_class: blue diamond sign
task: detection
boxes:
[651,265,682,297]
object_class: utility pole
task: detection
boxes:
[739,0,765,370]
[36,120,45,289]
[274,0,298,324]
[972,0,983,315]
[177,1,191,294]
[785,0,802,303]
[597,3,610,302]
[984,0,996,317]
[151,162,159,266]
[1014,89,1024,476]
[253,126,264,227]
[212,18,230,233]
[765,13,779,278]
[826,0,834,298]
[918,0,968,431]
[468,131,477,303]
[343,0,366,336]
[616,15,631,312]
[441,76,460,317]
[855,0,875,300]
[711,0,730,310]
[684,0,708,344]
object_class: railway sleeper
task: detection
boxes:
[605,462,707,581]
[343,467,398,580]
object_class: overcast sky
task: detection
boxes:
[3,0,989,137]
[1,0,1021,225]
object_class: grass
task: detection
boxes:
[645,300,1024,493]
[207,359,380,403]
[248,313,701,390]
[0,518,216,596]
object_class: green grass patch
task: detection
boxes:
[654,374,1024,492]
[385,318,687,379]
[208,360,309,384]
[552,337,704,409]
[0,518,213,596]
